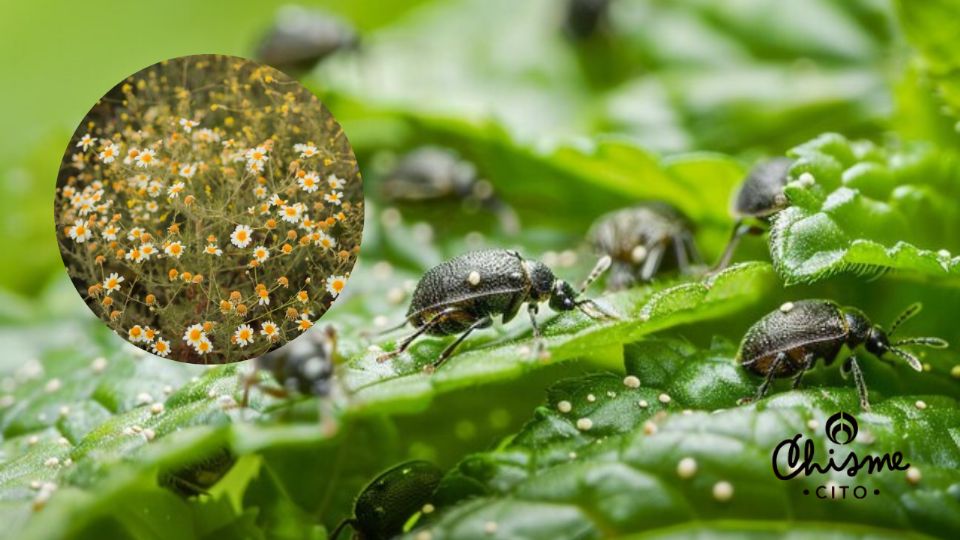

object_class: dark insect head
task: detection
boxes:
[548,256,618,319]
[864,303,948,371]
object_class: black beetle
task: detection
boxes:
[331,460,444,540]
[715,157,793,269]
[159,447,237,497]
[255,6,359,74]
[738,300,948,410]
[587,202,701,290]
[378,249,616,371]
[564,0,614,40]
[243,325,338,404]
[381,146,519,234]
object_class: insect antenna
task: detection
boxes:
[888,303,922,336]
[575,298,619,320]
[887,347,924,372]
[329,518,358,540]
[893,336,949,348]
[579,255,612,294]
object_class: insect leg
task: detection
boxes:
[639,241,667,281]
[681,230,703,267]
[713,220,764,271]
[673,233,690,273]
[791,352,815,389]
[377,307,461,362]
[428,315,494,372]
[756,351,788,401]
[843,356,871,410]
[525,303,547,359]
[329,518,359,540]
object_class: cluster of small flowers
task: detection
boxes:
[127,324,171,357]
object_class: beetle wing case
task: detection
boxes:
[732,157,792,218]
[738,300,847,371]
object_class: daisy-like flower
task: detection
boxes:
[204,243,223,256]
[98,143,119,163]
[128,325,147,343]
[123,148,140,165]
[183,324,205,347]
[194,337,213,355]
[147,181,163,198]
[234,324,255,347]
[253,185,267,199]
[295,143,319,158]
[192,128,220,143]
[146,201,159,213]
[102,224,119,241]
[326,274,348,298]
[257,288,270,306]
[179,118,199,132]
[297,314,313,332]
[230,224,253,248]
[279,203,303,224]
[164,241,184,259]
[324,191,344,206]
[103,272,124,294]
[252,245,270,263]
[314,231,336,250]
[327,174,345,189]
[168,182,185,198]
[179,163,197,179]
[67,219,92,243]
[144,327,157,342]
[125,247,144,263]
[135,148,157,168]
[77,134,97,151]
[127,227,144,241]
[245,146,269,172]
[297,171,320,193]
[260,321,279,340]
[296,290,309,304]
[152,338,171,357]
[140,243,157,259]
[269,194,285,207]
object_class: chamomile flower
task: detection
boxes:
[179,163,197,179]
[147,181,163,197]
[257,288,270,306]
[77,134,97,151]
[314,232,336,250]
[140,243,157,259]
[194,337,213,355]
[297,171,320,193]
[260,321,279,340]
[98,143,119,163]
[128,325,147,343]
[202,243,223,256]
[296,290,309,304]
[67,219,92,243]
[230,224,253,248]
[324,191,344,206]
[103,273,124,294]
[183,324,205,347]
[179,118,199,132]
[146,201,159,213]
[253,185,267,199]
[326,275,347,298]
[164,241,184,259]
[152,338,171,357]
[168,182,185,198]
[192,128,220,143]
[297,314,313,332]
[252,245,269,263]
[101,224,119,241]
[127,227,144,241]
[326,174,345,189]
[234,324,255,347]
[295,143,319,158]
[135,148,157,168]
[126,247,144,263]
[123,148,140,165]
[269,194,285,207]
[245,146,269,172]
[279,203,303,223]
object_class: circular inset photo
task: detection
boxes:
[55,54,363,364]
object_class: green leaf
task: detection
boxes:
[411,338,960,539]
[896,0,960,127]
[769,133,960,284]
[343,262,775,413]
